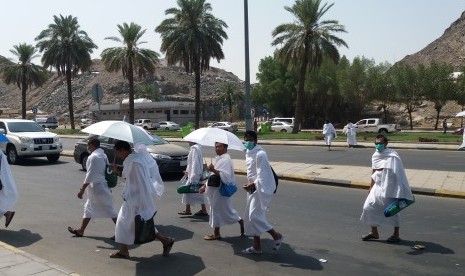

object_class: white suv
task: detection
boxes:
[0,119,63,164]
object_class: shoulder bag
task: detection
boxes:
[134,212,157,244]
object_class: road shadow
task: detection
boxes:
[161,172,184,182]
[363,239,455,255]
[0,228,42,247]
[221,236,324,271]
[132,252,206,275]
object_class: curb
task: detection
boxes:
[0,241,79,276]
[235,168,465,200]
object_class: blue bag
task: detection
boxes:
[384,197,415,217]
[219,183,237,197]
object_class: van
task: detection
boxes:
[34,116,58,129]
[271,117,295,126]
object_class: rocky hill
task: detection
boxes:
[0,58,243,119]
[398,11,465,70]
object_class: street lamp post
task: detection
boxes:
[243,0,252,131]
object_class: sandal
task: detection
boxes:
[387,235,401,243]
[361,233,379,241]
[194,211,208,216]
[5,211,15,228]
[272,235,284,251]
[67,227,83,237]
[162,238,175,257]
[178,211,192,216]
[109,251,129,259]
[242,246,263,254]
[204,234,221,240]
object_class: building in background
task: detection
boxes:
[89,99,195,126]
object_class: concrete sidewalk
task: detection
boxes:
[0,242,78,275]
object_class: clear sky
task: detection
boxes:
[1,0,464,83]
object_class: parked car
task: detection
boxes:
[79,119,96,129]
[355,118,401,133]
[258,121,294,133]
[210,121,238,132]
[271,117,295,126]
[34,116,58,129]
[73,134,189,174]
[0,119,63,164]
[158,121,181,131]
[135,119,159,130]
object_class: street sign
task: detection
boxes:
[92,84,104,103]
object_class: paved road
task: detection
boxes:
[1,156,464,275]
[62,137,465,172]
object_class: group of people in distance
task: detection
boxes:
[1,128,412,259]
[323,120,357,150]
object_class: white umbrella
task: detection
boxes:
[81,120,155,144]
[183,127,245,151]
[456,111,465,117]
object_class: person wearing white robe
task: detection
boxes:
[343,120,357,148]
[178,142,208,216]
[0,150,18,228]
[360,134,413,243]
[241,131,284,254]
[68,138,117,237]
[322,120,337,151]
[110,141,174,259]
[199,142,244,240]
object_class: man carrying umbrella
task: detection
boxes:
[0,133,18,228]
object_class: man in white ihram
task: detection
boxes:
[0,150,18,228]
[68,138,117,237]
[343,120,357,148]
[178,142,208,216]
[241,131,284,254]
[360,134,413,243]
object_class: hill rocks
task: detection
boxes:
[0,58,243,119]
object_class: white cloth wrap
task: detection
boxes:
[243,145,274,236]
[323,123,336,145]
[0,152,18,216]
[115,144,164,245]
[360,148,413,227]
[343,123,357,145]
[82,148,117,218]
[206,153,240,228]
[182,143,206,205]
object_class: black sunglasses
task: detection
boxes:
[374,142,385,145]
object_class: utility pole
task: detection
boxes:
[243,0,252,131]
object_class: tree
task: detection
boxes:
[391,65,424,130]
[101,22,159,124]
[137,82,162,101]
[421,62,455,130]
[217,82,243,122]
[0,43,48,118]
[35,15,97,129]
[156,0,228,129]
[365,62,394,122]
[272,0,347,133]
[253,56,297,117]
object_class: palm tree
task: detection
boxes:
[272,0,347,133]
[156,0,228,129]
[101,22,159,124]
[0,43,48,119]
[217,82,243,122]
[35,15,97,129]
